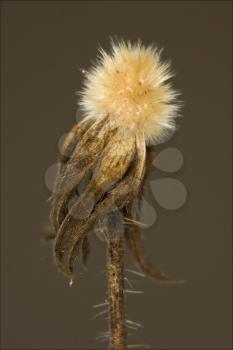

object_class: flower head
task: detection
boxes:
[80,41,180,144]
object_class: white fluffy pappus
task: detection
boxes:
[79,41,181,144]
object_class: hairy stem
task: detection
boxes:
[107,235,127,350]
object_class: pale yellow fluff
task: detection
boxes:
[79,41,180,144]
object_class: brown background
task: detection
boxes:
[1,1,232,349]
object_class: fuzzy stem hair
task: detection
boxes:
[107,234,126,349]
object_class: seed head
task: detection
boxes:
[80,40,180,144]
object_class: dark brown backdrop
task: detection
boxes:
[1,1,232,349]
